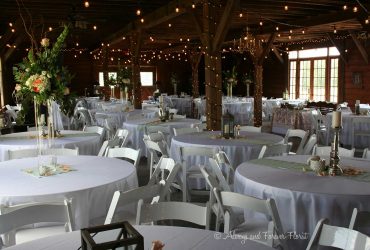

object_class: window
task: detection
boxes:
[98,72,117,86]
[288,47,339,102]
[140,72,153,86]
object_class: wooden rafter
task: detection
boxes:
[326,33,347,64]
[349,30,368,64]
[271,45,284,64]
[257,32,276,65]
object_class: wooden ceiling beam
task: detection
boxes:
[271,44,284,64]
[106,0,203,46]
[349,30,368,64]
[257,32,276,65]
[326,33,347,64]
[212,0,239,52]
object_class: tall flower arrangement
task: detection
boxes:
[223,66,238,97]
[13,25,72,124]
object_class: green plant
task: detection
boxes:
[223,66,238,87]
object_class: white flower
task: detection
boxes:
[41,38,50,47]
[42,71,47,76]
[46,73,52,78]
[25,68,30,72]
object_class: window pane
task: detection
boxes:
[140,72,153,86]
[329,47,340,56]
[299,60,311,100]
[330,58,339,102]
[298,48,328,59]
[288,51,298,59]
[289,61,297,99]
[98,72,117,86]
[313,59,326,101]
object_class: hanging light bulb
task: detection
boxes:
[284,5,288,11]
[84,1,89,8]
[343,4,348,10]
[333,25,337,34]
[136,9,141,16]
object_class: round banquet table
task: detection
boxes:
[170,131,284,167]
[6,225,273,250]
[0,155,138,229]
[0,130,102,161]
[234,155,370,249]
[326,112,370,147]
[123,117,201,157]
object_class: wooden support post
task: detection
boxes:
[102,45,109,88]
[130,31,143,109]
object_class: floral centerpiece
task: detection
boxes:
[223,66,238,97]
[116,64,132,100]
[13,25,73,131]
[242,71,253,96]
[170,72,180,95]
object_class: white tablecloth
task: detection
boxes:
[170,131,284,167]
[0,155,138,229]
[326,112,370,147]
[0,130,101,161]
[165,96,193,116]
[123,118,201,157]
[6,225,272,250]
[234,155,370,249]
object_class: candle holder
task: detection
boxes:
[328,126,343,176]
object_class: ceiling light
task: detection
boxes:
[84,1,89,8]
[284,5,288,11]
[136,9,141,16]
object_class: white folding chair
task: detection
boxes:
[42,148,79,156]
[173,127,199,136]
[179,146,218,202]
[306,218,370,250]
[310,109,329,146]
[312,145,355,158]
[104,184,165,225]
[114,128,130,147]
[136,201,210,230]
[83,125,105,143]
[0,199,74,247]
[97,137,121,157]
[284,129,309,154]
[351,117,370,149]
[145,125,171,143]
[258,143,291,159]
[8,148,38,160]
[106,147,141,169]
[213,189,287,249]
[143,138,169,178]
[302,134,317,155]
[213,151,234,190]
[362,148,370,159]
[239,126,262,133]
[349,208,370,234]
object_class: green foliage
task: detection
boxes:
[223,66,238,87]
[13,25,75,124]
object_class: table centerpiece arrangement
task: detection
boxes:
[13,25,73,175]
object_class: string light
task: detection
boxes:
[84,1,89,8]
[136,9,141,16]
[366,19,369,24]
[192,2,195,8]
[11,29,15,33]
[93,25,97,30]
[343,5,347,10]
[140,18,144,23]
[284,5,288,11]
[239,13,243,18]
[48,27,53,31]
[333,25,337,34]
[168,23,172,27]
[353,6,358,12]
[9,22,13,27]
[76,42,79,46]
[259,21,263,26]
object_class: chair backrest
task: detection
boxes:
[114,128,130,147]
[104,184,163,225]
[173,114,186,119]
[145,126,171,142]
[306,218,370,250]
[106,147,141,168]
[239,126,262,133]
[351,117,370,148]
[8,148,38,160]
[212,151,234,190]
[312,145,355,158]
[258,143,291,159]
[97,137,121,157]
[173,127,199,136]
[214,189,286,248]
[349,208,370,233]
[42,147,79,156]
[362,148,370,159]
[136,201,210,230]
[302,134,317,155]
[83,125,105,136]
[284,129,309,154]
[0,199,74,240]
[179,146,217,163]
